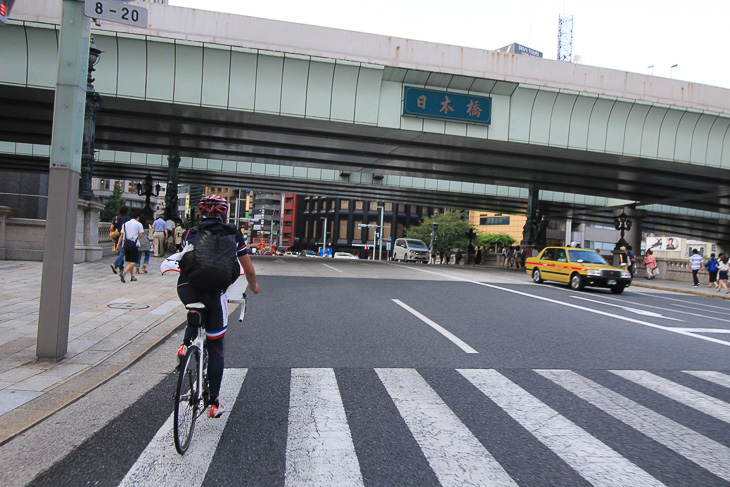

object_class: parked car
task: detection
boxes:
[392,238,430,263]
[334,252,358,259]
[284,251,297,257]
[525,246,632,294]
[300,250,316,258]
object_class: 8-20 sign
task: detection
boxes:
[84,0,148,28]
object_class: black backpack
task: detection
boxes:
[179,221,240,291]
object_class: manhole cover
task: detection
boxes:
[108,303,150,310]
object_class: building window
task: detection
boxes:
[284,209,293,215]
[369,201,378,211]
[339,220,347,238]
[284,221,292,227]
[354,220,362,239]
[355,201,363,210]
[385,202,392,211]
[480,216,511,225]
[340,200,349,210]
[285,197,293,204]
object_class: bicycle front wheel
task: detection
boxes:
[174,347,202,454]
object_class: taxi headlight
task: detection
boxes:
[586,269,602,277]
[620,271,631,278]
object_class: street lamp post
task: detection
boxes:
[376,205,385,261]
[670,63,678,79]
[136,172,161,220]
[320,216,328,257]
[78,36,102,201]
[613,211,633,250]
[430,211,439,261]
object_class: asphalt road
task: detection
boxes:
[5,258,730,486]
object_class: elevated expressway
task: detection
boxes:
[3,1,730,241]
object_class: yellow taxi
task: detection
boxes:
[525,246,632,294]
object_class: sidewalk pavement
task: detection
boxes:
[0,258,727,445]
[0,257,185,445]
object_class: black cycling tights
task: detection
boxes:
[178,283,226,407]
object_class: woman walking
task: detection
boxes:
[135,215,152,274]
[704,253,719,289]
[717,255,729,293]
[642,250,657,279]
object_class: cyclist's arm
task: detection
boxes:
[239,255,259,294]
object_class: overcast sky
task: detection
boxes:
[167,0,729,89]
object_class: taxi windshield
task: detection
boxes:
[568,249,608,265]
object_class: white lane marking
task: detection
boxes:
[376,368,516,487]
[671,302,730,317]
[458,369,664,487]
[571,295,683,320]
[286,368,363,487]
[634,291,730,311]
[610,370,730,423]
[119,368,248,487]
[320,263,343,273]
[683,371,730,389]
[397,265,730,348]
[672,328,730,333]
[537,369,730,482]
[392,299,478,354]
[598,294,730,324]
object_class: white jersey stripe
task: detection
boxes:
[458,369,664,487]
[376,368,517,487]
[683,370,730,389]
[285,368,363,487]
[611,370,730,423]
[537,369,730,481]
[119,368,248,487]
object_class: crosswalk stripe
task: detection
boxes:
[376,368,517,487]
[610,370,730,423]
[458,369,665,487]
[683,370,730,389]
[537,369,730,481]
[118,368,248,487]
[285,368,364,487]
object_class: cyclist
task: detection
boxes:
[176,195,260,418]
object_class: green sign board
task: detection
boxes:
[403,86,491,125]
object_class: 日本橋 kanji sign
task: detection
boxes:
[403,86,492,125]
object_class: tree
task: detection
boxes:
[100,182,127,222]
[405,209,472,252]
[475,233,516,252]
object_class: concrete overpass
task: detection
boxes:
[2,0,730,240]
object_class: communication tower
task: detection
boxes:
[557,14,574,62]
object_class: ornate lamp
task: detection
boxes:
[614,211,633,250]
[136,173,160,219]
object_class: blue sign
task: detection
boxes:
[403,86,492,125]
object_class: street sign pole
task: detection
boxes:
[37,0,91,359]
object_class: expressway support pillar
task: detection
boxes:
[37,0,91,359]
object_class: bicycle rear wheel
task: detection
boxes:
[174,347,201,454]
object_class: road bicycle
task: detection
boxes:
[173,287,247,454]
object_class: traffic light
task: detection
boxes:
[0,0,16,25]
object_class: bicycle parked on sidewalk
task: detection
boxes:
[173,288,247,454]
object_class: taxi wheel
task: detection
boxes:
[570,273,585,290]
[610,286,625,294]
[532,269,543,283]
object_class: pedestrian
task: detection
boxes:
[475,247,482,266]
[507,247,514,267]
[109,205,131,275]
[626,245,636,279]
[174,219,184,252]
[135,215,152,274]
[429,249,437,265]
[689,248,703,286]
[618,246,630,272]
[704,253,719,289]
[117,210,144,283]
[501,247,508,266]
[151,214,167,257]
[717,254,729,293]
[175,195,260,418]
[513,247,521,268]
[445,249,452,265]
[642,250,657,279]
[440,249,446,265]
[166,217,176,253]
[455,249,462,265]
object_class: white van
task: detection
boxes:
[392,238,430,263]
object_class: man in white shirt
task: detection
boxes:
[117,211,144,283]
[689,248,704,287]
